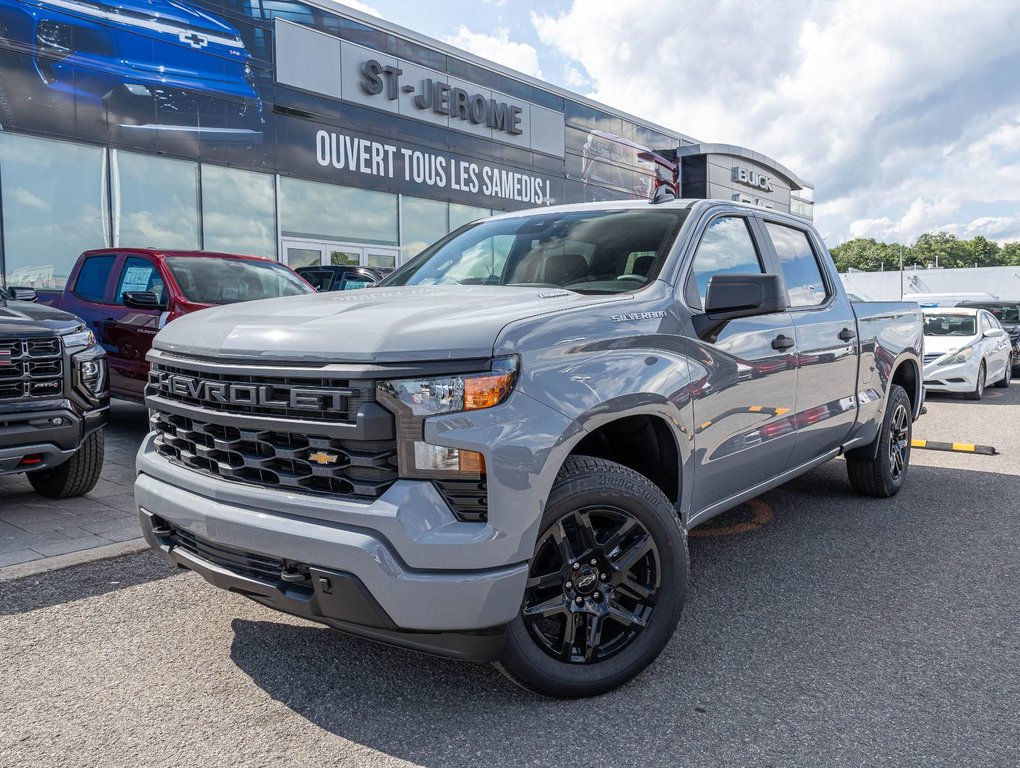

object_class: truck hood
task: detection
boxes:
[0,301,83,336]
[153,286,625,363]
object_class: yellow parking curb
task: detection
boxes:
[911,439,997,456]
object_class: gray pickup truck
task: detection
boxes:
[135,199,923,697]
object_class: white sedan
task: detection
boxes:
[922,307,1012,400]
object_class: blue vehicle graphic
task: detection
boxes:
[0,0,263,141]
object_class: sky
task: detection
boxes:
[334,0,1020,247]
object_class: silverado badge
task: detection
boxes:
[308,451,340,465]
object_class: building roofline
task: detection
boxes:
[675,143,813,191]
[307,1,701,146]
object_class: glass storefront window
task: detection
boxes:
[114,151,199,249]
[202,165,277,258]
[449,203,491,232]
[279,177,397,245]
[401,196,448,262]
[0,134,108,290]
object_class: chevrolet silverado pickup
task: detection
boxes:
[1,288,108,498]
[135,199,924,697]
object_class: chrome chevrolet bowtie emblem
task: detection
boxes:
[308,451,339,465]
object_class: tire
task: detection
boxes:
[964,362,986,401]
[994,358,1011,388]
[28,430,105,499]
[498,456,687,698]
[846,384,912,498]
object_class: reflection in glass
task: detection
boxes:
[280,177,397,245]
[202,165,277,258]
[401,196,448,262]
[766,222,827,307]
[688,217,763,309]
[449,203,491,231]
[115,151,200,250]
[0,134,108,290]
[286,247,321,269]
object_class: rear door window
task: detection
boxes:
[73,255,117,303]
[765,222,829,308]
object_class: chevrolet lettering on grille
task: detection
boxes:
[154,372,351,411]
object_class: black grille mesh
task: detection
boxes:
[0,337,63,401]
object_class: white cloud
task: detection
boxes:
[442,25,543,79]
[531,1,1020,245]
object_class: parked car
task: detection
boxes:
[0,287,108,498]
[956,300,1020,373]
[136,198,924,697]
[922,307,1012,399]
[0,0,263,140]
[42,249,313,402]
[294,265,391,292]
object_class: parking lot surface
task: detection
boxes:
[1,388,1018,767]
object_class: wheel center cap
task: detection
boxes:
[573,566,599,595]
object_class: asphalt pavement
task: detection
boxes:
[1,386,1017,767]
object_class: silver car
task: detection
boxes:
[922,307,1012,399]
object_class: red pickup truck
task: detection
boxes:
[42,249,313,402]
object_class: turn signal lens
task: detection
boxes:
[464,372,515,411]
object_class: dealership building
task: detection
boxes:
[0,0,813,289]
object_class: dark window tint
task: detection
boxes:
[115,257,165,304]
[766,223,828,307]
[73,255,116,302]
[686,217,763,310]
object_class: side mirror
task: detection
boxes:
[983,328,1006,338]
[122,291,167,311]
[705,273,788,320]
[7,286,38,302]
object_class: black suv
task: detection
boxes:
[0,288,109,498]
[295,265,390,292]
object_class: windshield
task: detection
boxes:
[923,314,977,337]
[166,257,312,304]
[959,303,1020,324]
[382,208,688,294]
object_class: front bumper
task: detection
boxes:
[0,402,108,475]
[135,436,535,660]
[922,360,980,393]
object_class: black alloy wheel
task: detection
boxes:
[888,399,911,482]
[521,505,659,664]
[499,456,687,698]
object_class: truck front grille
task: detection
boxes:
[0,337,63,401]
[167,524,301,586]
[151,410,398,499]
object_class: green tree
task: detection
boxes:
[908,232,970,269]
[961,235,1003,267]
[1001,242,1020,267]
[830,238,902,272]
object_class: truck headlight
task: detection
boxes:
[377,356,517,479]
[62,328,96,349]
[72,348,107,400]
[943,347,974,366]
[377,355,518,416]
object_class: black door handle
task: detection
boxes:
[772,334,795,351]
[838,327,856,342]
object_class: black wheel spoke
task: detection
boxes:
[584,613,604,662]
[616,576,657,605]
[575,510,598,554]
[602,516,637,553]
[607,600,648,629]
[610,532,653,574]
[523,595,568,619]
[552,520,575,565]
[559,610,580,660]
[526,570,563,591]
